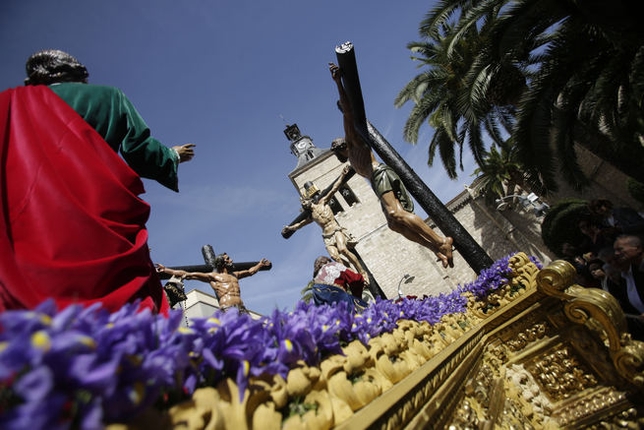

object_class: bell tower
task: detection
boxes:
[284,124,325,169]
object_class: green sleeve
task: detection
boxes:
[116,90,180,192]
[49,83,180,192]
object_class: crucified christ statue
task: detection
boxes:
[329,62,454,268]
[282,164,369,281]
[156,252,270,313]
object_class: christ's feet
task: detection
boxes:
[437,237,454,268]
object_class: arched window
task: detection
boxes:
[339,185,359,207]
[328,196,344,214]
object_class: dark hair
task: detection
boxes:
[25,49,89,85]
[577,214,603,230]
[331,138,346,151]
[330,138,348,162]
[615,234,643,248]
[587,258,605,269]
[588,199,613,214]
[214,253,228,270]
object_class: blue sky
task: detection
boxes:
[1,0,477,315]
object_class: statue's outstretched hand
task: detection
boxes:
[329,63,342,81]
[173,143,196,163]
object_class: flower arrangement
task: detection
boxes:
[0,253,536,429]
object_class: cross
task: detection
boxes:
[156,244,272,280]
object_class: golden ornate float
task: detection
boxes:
[110,253,644,429]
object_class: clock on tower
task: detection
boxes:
[284,124,324,166]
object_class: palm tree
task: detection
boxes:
[395,0,534,180]
[472,141,522,203]
[400,0,644,192]
[515,2,644,189]
[487,0,644,188]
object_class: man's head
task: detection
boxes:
[25,49,89,86]
[613,235,644,270]
[588,199,613,218]
[313,255,332,277]
[300,198,313,210]
[578,216,600,237]
[331,138,348,162]
[214,253,233,271]
[303,181,320,204]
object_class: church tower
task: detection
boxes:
[283,124,459,300]
[284,124,326,170]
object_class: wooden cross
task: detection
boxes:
[156,244,271,280]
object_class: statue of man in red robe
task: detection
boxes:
[0,49,195,314]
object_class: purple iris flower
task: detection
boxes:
[0,392,70,430]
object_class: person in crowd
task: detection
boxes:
[587,258,620,292]
[157,253,271,314]
[305,255,368,313]
[577,215,614,260]
[595,247,623,289]
[329,62,454,269]
[588,199,644,237]
[611,235,644,339]
[0,49,195,314]
[561,242,595,287]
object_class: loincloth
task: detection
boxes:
[220,303,250,314]
[371,163,414,212]
[322,227,354,247]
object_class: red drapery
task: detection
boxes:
[0,85,168,314]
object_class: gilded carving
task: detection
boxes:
[553,387,630,427]
[525,346,597,402]
[536,259,577,299]
[506,363,554,420]
[536,260,644,389]
[505,321,550,352]
[613,340,644,389]
[583,407,644,429]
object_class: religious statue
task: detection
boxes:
[282,165,369,282]
[329,61,454,268]
[156,252,271,314]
